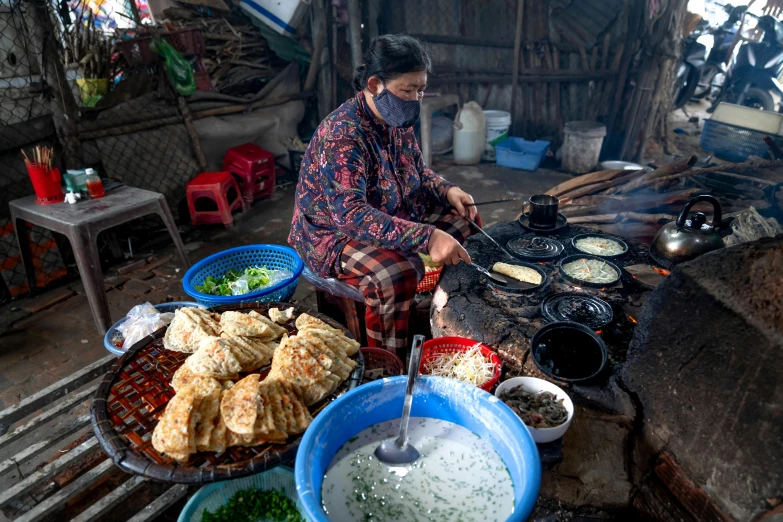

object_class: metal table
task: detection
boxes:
[0,355,192,522]
[9,186,190,334]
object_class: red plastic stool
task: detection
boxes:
[186,171,246,228]
[222,143,275,204]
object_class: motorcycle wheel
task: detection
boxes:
[739,87,776,111]
[673,64,700,109]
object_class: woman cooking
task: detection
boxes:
[289,34,478,355]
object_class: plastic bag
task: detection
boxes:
[153,39,195,96]
[117,302,175,350]
[229,270,294,296]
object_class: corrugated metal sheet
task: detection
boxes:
[551,0,625,49]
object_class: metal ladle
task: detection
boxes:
[374,335,425,465]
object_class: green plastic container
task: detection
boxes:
[64,170,87,192]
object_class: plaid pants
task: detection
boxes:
[337,209,472,353]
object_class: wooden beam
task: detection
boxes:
[510,0,524,137]
[409,34,515,48]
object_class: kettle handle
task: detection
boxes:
[676,195,722,227]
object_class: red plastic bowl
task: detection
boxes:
[360,347,405,381]
[419,336,502,392]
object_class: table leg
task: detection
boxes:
[11,213,38,297]
[155,200,191,269]
[70,229,112,334]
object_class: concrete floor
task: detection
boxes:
[0,161,571,410]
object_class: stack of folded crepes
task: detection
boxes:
[151,307,359,462]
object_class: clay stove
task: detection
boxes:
[431,221,783,520]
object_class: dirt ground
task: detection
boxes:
[0,160,571,410]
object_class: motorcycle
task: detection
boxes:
[673,19,710,110]
[693,4,747,100]
[711,13,783,111]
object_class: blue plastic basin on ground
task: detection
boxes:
[295,376,542,522]
[103,301,203,357]
[495,137,550,171]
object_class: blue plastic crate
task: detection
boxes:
[700,119,777,162]
[495,138,550,171]
[183,244,304,307]
[103,301,203,357]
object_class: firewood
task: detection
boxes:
[606,155,697,195]
[628,158,783,193]
[561,188,700,216]
[559,169,644,202]
[568,212,676,224]
[545,169,627,197]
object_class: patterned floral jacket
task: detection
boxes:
[289,92,454,277]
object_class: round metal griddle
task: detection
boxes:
[507,236,565,261]
[487,261,548,295]
[570,233,629,259]
[541,292,614,329]
[558,254,622,288]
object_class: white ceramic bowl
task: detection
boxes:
[495,376,575,443]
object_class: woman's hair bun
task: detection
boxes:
[351,34,431,92]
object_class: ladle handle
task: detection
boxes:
[396,335,425,448]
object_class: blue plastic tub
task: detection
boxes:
[700,119,777,162]
[103,301,203,357]
[495,137,550,171]
[178,466,304,522]
[183,244,304,307]
[295,376,542,522]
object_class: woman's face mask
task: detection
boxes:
[373,86,421,128]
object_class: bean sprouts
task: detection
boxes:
[562,258,618,284]
[423,343,495,386]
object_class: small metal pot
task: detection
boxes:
[531,321,607,382]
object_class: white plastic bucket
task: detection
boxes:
[483,110,512,161]
[561,121,607,174]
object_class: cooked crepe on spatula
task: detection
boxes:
[163,307,220,353]
[491,262,543,285]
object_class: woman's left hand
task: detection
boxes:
[446,187,477,221]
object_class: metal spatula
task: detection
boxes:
[464,216,517,260]
[374,335,425,465]
[463,260,508,286]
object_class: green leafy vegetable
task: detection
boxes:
[194,266,274,296]
[201,488,303,522]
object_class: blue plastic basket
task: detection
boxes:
[183,244,304,307]
[103,301,203,357]
[178,466,304,522]
[700,119,778,162]
[495,137,550,171]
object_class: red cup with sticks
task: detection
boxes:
[22,146,63,205]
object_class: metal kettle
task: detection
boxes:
[650,195,731,268]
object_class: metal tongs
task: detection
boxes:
[464,216,516,260]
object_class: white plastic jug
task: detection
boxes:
[453,102,486,165]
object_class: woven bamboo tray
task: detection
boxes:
[90,302,364,484]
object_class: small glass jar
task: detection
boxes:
[85,168,105,198]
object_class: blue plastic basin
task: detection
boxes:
[295,376,541,522]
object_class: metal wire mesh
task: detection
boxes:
[0,0,203,301]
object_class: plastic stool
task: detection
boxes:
[186,171,246,228]
[222,143,275,203]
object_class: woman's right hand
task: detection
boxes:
[428,229,472,266]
